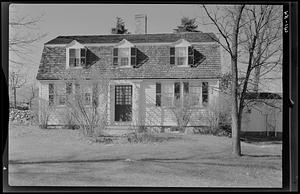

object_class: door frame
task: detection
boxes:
[114,84,133,122]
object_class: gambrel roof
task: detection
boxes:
[37,32,221,80]
[45,32,218,45]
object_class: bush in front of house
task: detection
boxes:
[126,126,179,143]
[9,108,37,125]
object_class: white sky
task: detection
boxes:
[9,4,282,100]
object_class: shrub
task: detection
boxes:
[66,81,108,137]
[39,98,54,129]
[126,126,178,143]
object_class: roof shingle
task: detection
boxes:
[37,32,221,80]
[45,32,218,45]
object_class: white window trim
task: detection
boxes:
[162,83,174,108]
[65,40,86,69]
[114,39,134,68]
[175,47,189,67]
[173,39,191,67]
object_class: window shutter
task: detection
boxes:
[69,49,75,67]
[170,47,175,65]
[113,48,118,66]
[80,48,86,67]
[131,47,137,67]
[188,46,194,66]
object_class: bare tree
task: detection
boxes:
[64,70,110,137]
[202,5,282,156]
[9,5,46,66]
[9,71,26,109]
[240,5,282,93]
[202,5,245,156]
[162,94,198,133]
[28,84,37,110]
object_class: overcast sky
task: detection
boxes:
[9,3,282,100]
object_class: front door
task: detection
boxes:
[115,85,132,122]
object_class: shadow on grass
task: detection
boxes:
[241,154,282,158]
[240,136,282,144]
[9,156,195,165]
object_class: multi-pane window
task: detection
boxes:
[163,84,173,107]
[174,82,181,100]
[84,93,91,105]
[176,47,187,66]
[190,85,201,106]
[156,83,161,107]
[57,84,66,105]
[183,82,189,103]
[58,94,66,105]
[66,83,72,102]
[66,83,72,95]
[69,48,86,67]
[113,47,137,67]
[170,46,194,66]
[49,83,54,106]
[75,83,81,100]
[119,48,130,66]
[115,85,132,105]
[202,82,209,105]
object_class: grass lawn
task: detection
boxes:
[8,124,282,187]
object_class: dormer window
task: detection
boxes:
[113,39,136,67]
[176,47,187,66]
[119,48,130,66]
[66,40,86,69]
[170,39,194,66]
[69,48,86,68]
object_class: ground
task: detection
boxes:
[8,124,282,187]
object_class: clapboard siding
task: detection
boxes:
[142,79,219,126]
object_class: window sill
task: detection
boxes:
[175,64,189,67]
[56,104,67,107]
[114,121,132,123]
[67,67,83,69]
[115,65,133,68]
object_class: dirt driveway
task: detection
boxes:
[8,124,282,187]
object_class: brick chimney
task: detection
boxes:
[134,14,147,34]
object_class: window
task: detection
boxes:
[163,84,173,107]
[58,95,66,105]
[57,84,66,105]
[202,82,209,105]
[174,82,180,100]
[84,93,92,105]
[69,48,86,68]
[176,47,187,66]
[156,83,161,107]
[170,45,194,66]
[190,85,201,106]
[119,48,130,66]
[113,47,137,67]
[75,83,81,100]
[66,83,72,95]
[183,82,189,104]
[49,83,54,106]
[174,82,181,106]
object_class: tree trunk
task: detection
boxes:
[14,87,17,109]
[231,58,241,156]
[253,65,261,92]
[230,5,245,157]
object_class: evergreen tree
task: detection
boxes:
[111,17,130,34]
[174,17,199,33]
